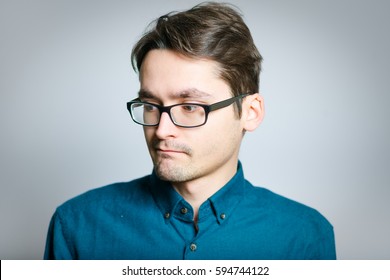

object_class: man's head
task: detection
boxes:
[131,2,262,111]
[130,2,264,186]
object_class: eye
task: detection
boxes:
[144,104,157,112]
[181,105,200,112]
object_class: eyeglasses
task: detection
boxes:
[127,94,250,128]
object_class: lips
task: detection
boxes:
[159,149,182,153]
[156,148,186,154]
[155,148,186,159]
[153,141,191,155]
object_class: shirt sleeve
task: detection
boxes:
[305,218,337,260]
[318,225,337,260]
[43,210,74,260]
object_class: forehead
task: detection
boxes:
[139,50,231,100]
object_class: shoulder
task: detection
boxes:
[245,181,333,232]
[56,175,152,214]
[241,181,336,259]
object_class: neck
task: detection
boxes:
[172,160,238,220]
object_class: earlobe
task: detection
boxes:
[243,93,264,132]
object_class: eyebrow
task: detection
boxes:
[138,88,212,100]
[138,89,154,99]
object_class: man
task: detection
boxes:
[44,2,336,259]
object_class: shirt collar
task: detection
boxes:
[149,161,246,224]
[207,161,246,224]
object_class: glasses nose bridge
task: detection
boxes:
[157,104,175,124]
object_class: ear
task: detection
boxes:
[242,93,264,132]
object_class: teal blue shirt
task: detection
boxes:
[44,163,336,259]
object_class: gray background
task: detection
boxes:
[1,0,389,259]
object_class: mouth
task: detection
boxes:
[153,140,191,157]
[154,144,190,157]
[156,148,186,155]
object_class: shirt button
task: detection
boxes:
[180,207,188,214]
[220,213,226,219]
[190,243,197,251]
[164,212,170,219]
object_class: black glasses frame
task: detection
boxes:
[127,93,250,128]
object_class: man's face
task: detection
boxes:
[139,49,245,185]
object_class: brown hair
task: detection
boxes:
[131,2,262,111]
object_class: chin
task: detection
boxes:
[154,162,196,183]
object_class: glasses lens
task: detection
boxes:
[129,102,207,127]
[131,103,159,125]
[171,104,206,127]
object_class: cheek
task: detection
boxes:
[143,128,155,149]
[193,116,242,155]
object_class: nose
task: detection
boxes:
[155,112,178,139]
